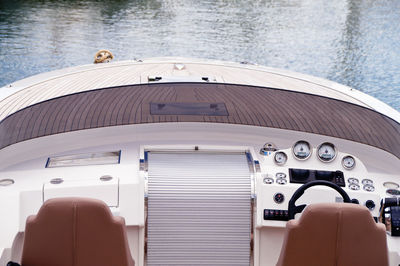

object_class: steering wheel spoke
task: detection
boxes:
[288,180,351,220]
[295,204,307,214]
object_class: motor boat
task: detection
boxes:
[0,57,399,265]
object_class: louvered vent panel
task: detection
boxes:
[147,152,252,265]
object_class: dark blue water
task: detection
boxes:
[0,0,399,110]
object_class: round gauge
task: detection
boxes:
[0,179,14,186]
[383,181,399,189]
[347,178,359,184]
[342,156,356,170]
[274,152,287,166]
[263,177,274,184]
[276,178,287,185]
[292,141,312,160]
[362,179,373,186]
[273,193,285,204]
[348,183,360,191]
[363,184,375,192]
[317,142,336,162]
[386,189,400,196]
[276,173,287,179]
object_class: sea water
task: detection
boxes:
[0,0,399,110]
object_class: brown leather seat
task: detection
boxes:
[276,203,388,266]
[21,197,135,266]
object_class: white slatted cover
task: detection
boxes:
[147,152,252,266]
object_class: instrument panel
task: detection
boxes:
[257,139,394,226]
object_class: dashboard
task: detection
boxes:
[256,140,399,234]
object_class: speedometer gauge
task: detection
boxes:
[293,141,311,160]
[317,142,336,162]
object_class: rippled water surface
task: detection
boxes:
[0,0,399,110]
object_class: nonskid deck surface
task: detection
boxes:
[0,82,399,158]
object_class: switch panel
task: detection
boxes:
[391,206,400,236]
[264,209,289,221]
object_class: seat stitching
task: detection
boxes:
[334,208,342,266]
[73,203,77,266]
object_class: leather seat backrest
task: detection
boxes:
[276,203,388,266]
[21,197,135,266]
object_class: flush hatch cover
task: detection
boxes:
[150,102,228,116]
[146,151,252,265]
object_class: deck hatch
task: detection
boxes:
[150,102,228,116]
[146,151,252,265]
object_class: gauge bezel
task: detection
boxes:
[276,178,287,185]
[348,183,360,190]
[263,177,274,184]
[383,181,399,189]
[292,140,312,161]
[274,151,288,165]
[363,184,375,192]
[276,172,287,179]
[0,178,14,186]
[347,177,359,184]
[362,179,373,186]
[386,189,400,196]
[317,142,337,163]
[342,155,356,170]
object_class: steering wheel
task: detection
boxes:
[288,180,351,220]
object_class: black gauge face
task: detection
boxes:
[386,189,400,196]
[342,156,356,169]
[274,193,285,204]
[293,141,311,160]
[317,142,336,162]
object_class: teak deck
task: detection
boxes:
[0,83,399,158]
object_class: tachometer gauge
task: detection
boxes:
[293,141,311,160]
[274,152,287,165]
[317,142,336,162]
[342,155,356,170]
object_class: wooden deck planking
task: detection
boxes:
[0,83,399,158]
[0,62,373,122]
